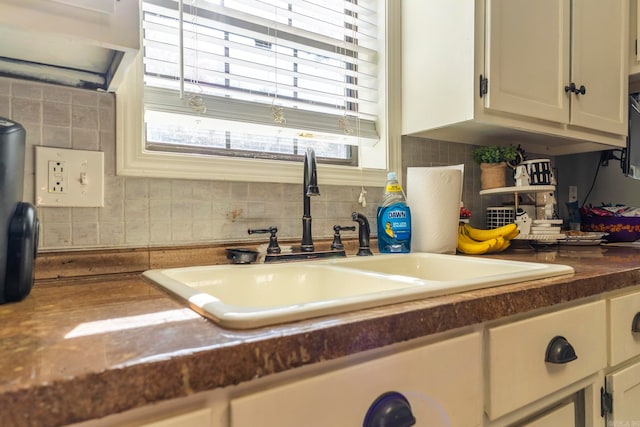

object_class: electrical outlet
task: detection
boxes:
[569,185,578,202]
[35,146,104,207]
[48,160,68,193]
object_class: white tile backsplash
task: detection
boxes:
[4,75,491,251]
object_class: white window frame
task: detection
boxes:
[116,1,401,187]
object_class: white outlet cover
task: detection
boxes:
[35,146,104,207]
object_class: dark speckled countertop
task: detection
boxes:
[3,246,640,427]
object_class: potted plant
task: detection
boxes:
[472,145,519,189]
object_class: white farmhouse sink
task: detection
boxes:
[143,253,573,329]
[326,253,567,283]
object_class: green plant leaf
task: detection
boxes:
[472,145,518,164]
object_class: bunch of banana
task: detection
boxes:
[457,223,519,255]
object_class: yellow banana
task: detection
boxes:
[457,230,500,254]
[457,237,493,254]
[458,225,512,254]
[487,236,507,253]
[503,226,520,240]
[463,223,518,241]
[457,232,485,245]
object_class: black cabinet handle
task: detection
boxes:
[363,392,416,427]
[545,336,578,364]
[564,82,586,95]
[632,312,640,333]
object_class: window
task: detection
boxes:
[116,0,400,185]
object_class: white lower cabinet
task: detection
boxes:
[229,332,483,427]
[520,401,576,427]
[606,361,640,426]
[608,289,640,366]
[137,408,212,427]
[486,300,607,421]
[603,287,640,426]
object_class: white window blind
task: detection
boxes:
[142,0,380,164]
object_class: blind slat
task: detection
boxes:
[142,0,380,157]
[145,87,379,144]
[143,26,378,84]
[145,0,378,55]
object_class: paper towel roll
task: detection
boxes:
[406,165,464,254]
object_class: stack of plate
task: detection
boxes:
[558,232,608,246]
[514,219,566,242]
[530,219,563,237]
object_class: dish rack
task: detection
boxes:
[485,207,515,229]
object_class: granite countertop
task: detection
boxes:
[3,245,640,427]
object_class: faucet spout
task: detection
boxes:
[301,147,319,252]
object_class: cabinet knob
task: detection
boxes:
[632,312,640,333]
[564,82,576,93]
[545,336,578,364]
[363,391,416,427]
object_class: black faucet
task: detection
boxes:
[250,147,349,262]
[301,147,320,252]
[352,212,373,256]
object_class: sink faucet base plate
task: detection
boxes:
[264,249,346,263]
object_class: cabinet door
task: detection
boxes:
[230,332,483,427]
[630,0,640,75]
[485,0,570,123]
[570,0,628,134]
[607,361,640,426]
[520,401,575,427]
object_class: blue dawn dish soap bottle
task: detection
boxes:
[377,172,411,253]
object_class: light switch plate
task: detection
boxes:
[35,146,104,207]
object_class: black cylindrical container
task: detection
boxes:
[0,118,27,301]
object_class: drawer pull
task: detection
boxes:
[363,391,416,427]
[633,313,640,333]
[545,336,578,364]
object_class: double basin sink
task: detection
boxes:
[143,253,574,329]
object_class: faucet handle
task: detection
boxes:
[331,225,356,250]
[248,227,281,254]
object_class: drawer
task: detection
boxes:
[520,401,575,427]
[138,408,212,427]
[230,332,482,427]
[608,289,640,366]
[486,300,606,420]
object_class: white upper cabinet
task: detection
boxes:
[485,0,570,125]
[402,0,629,155]
[570,0,628,134]
[629,0,640,84]
[487,0,627,135]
